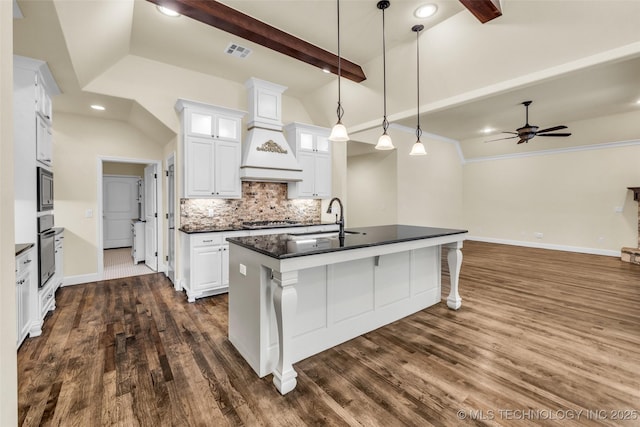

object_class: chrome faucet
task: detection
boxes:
[326,197,345,239]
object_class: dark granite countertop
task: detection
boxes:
[15,243,35,256]
[226,224,468,259]
[179,222,337,234]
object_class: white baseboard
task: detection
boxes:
[467,236,621,257]
[63,273,100,286]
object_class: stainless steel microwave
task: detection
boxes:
[37,167,54,211]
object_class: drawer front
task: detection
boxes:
[16,251,35,276]
[191,233,223,247]
[40,287,55,316]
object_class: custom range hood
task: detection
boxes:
[240,78,303,182]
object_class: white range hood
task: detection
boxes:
[240,78,303,183]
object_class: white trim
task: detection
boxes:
[467,235,621,257]
[63,273,100,287]
[97,156,164,281]
[465,138,640,163]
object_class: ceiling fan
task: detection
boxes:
[485,100,572,144]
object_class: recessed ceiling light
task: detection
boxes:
[414,4,438,19]
[481,127,494,134]
[91,104,105,111]
[636,99,640,105]
[322,68,331,74]
[157,5,180,17]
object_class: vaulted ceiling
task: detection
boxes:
[12,0,640,153]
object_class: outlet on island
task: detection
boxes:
[534,232,543,239]
[208,208,214,217]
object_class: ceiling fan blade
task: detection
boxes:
[536,125,567,133]
[516,138,527,144]
[484,136,518,143]
[538,133,572,137]
[499,131,519,135]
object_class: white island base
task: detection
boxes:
[228,234,465,395]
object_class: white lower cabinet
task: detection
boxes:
[54,230,64,291]
[16,247,35,348]
[179,224,339,302]
[131,221,145,264]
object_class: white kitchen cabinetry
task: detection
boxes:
[54,229,64,291]
[179,233,226,302]
[179,225,338,302]
[16,247,35,348]
[175,99,246,199]
[36,115,53,166]
[131,221,145,264]
[185,136,241,198]
[285,123,332,199]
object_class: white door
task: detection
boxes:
[103,176,138,249]
[167,160,175,284]
[144,165,157,271]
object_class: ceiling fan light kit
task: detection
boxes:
[375,0,396,151]
[485,100,572,144]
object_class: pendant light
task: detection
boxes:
[409,24,427,156]
[328,0,350,142]
[375,0,395,150]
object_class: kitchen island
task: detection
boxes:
[226,224,468,395]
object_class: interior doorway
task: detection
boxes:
[98,157,163,281]
[166,153,176,284]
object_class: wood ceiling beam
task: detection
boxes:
[147,0,367,83]
[459,0,502,23]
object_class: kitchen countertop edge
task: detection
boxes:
[15,243,35,256]
[227,225,469,259]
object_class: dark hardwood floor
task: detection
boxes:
[18,241,640,426]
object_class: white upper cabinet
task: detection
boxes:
[175,99,246,198]
[185,107,241,142]
[285,123,332,199]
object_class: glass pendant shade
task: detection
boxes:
[329,0,349,142]
[411,24,426,157]
[375,132,394,150]
[329,122,349,142]
[376,1,394,151]
[409,141,427,156]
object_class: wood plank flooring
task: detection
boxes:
[18,241,640,426]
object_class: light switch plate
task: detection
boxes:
[239,264,247,276]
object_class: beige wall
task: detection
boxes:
[0,1,17,423]
[396,133,464,229]
[463,144,640,253]
[346,127,464,230]
[103,161,145,177]
[347,151,397,227]
[53,113,164,279]
[462,110,640,254]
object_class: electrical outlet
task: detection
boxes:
[85,209,93,218]
[614,206,623,213]
[534,232,543,239]
[208,208,214,217]
[239,264,247,276]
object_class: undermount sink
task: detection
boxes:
[286,230,360,241]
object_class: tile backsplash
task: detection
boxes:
[180,182,321,228]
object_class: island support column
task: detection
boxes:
[272,270,299,395]
[446,241,463,310]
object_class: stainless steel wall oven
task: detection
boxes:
[38,214,56,287]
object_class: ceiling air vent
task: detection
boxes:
[225,43,252,59]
